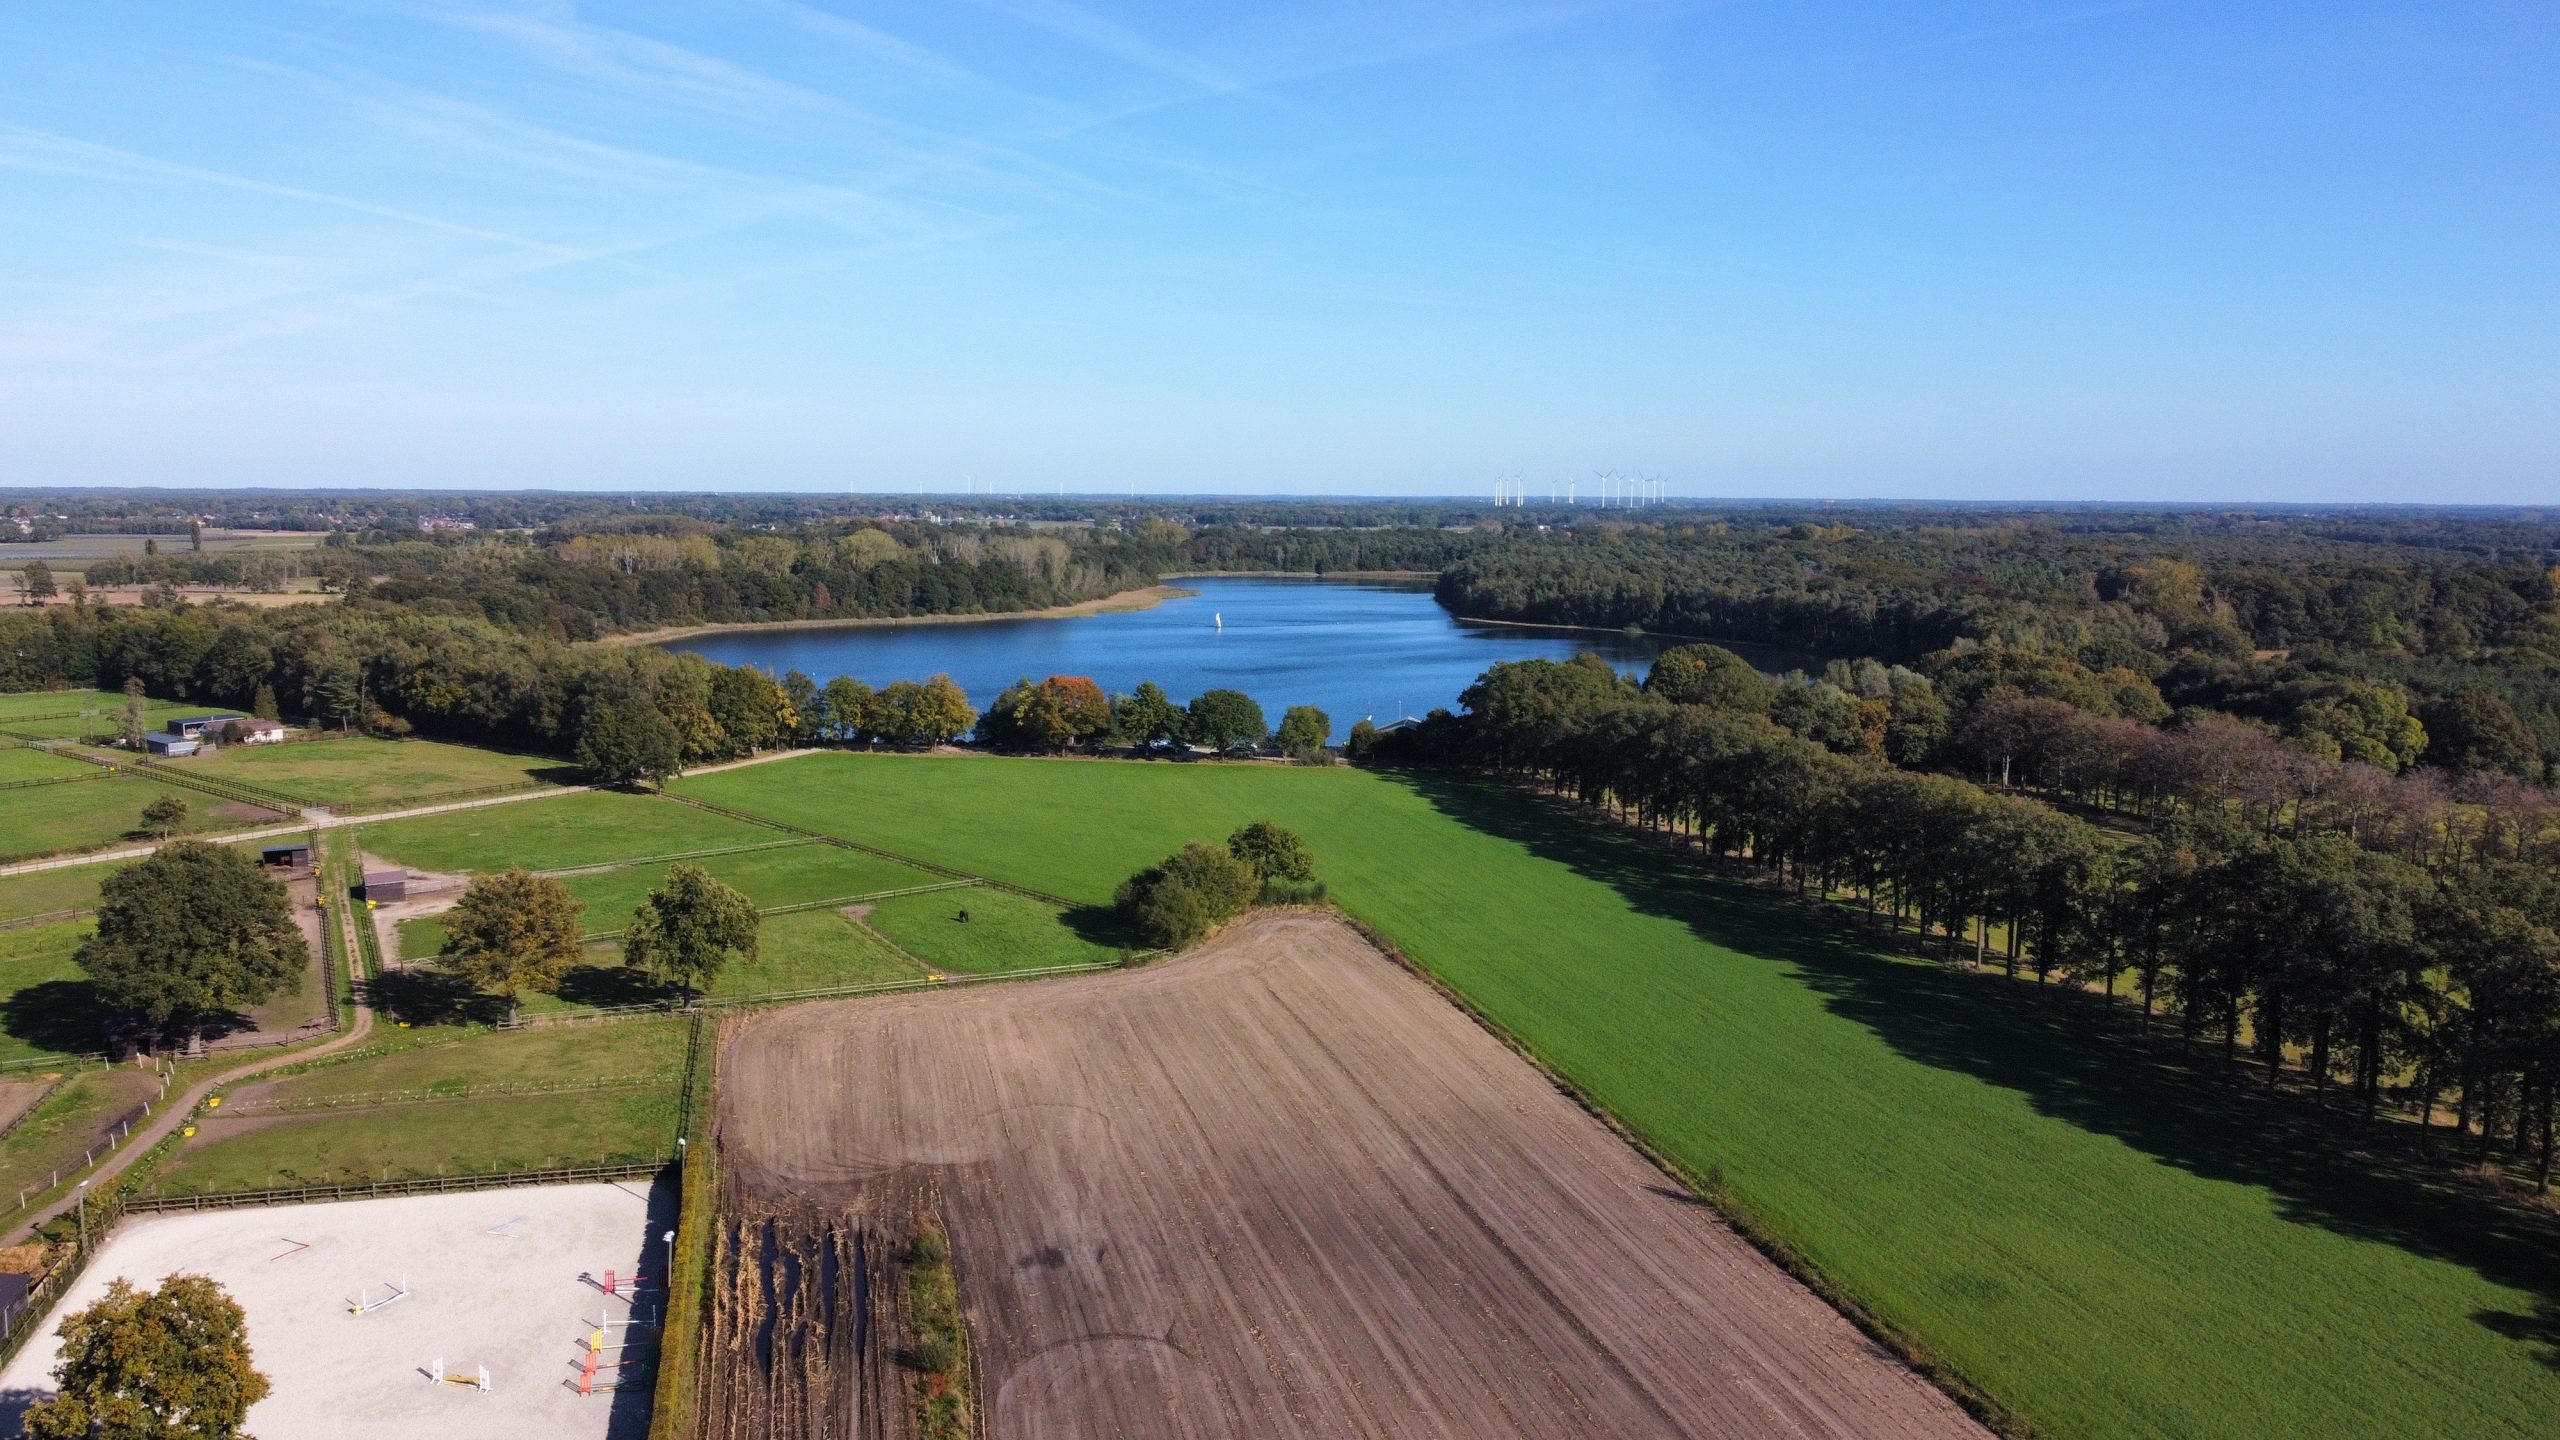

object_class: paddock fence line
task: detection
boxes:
[130,1159,673,1214]
[0,907,95,932]
[528,836,811,880]
[487,955,1137,1031]
[0,770,117,793]
[213,1071,683,1115]
[129,758,306,815]
[662,792,1083,908]
[559,878,981,946]
[315,776,555,818]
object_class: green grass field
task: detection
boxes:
[238,1018,685,1108]
[860,886,1127,975]
[0,701,198,742]
[671,751,2560,1440]
[395,842,937,958]
[0,921,109,1062]
[358,790,777,875]
[186,736,576,808]
[384,904,925,1022]
[0,1066,158,1204]
[0,690,128,722]
[148,1086,680,1195]
[0,865,111,923]
[0,747,96,783]
[0,774,285,863]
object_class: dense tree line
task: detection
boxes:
[1378,646,2560,1188]
[1437,518,2560,777]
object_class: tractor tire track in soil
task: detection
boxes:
[704,910,1988,1439]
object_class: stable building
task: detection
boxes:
[142,731,201,758]
[169,714,245,740]
[361,868,408,903]
[262,843,313,872]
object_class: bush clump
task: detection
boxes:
[1116,822,1323,949]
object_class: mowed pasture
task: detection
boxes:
[358,789,774,874]
[0,746,95,783]
[362,792,1035,1013]
[711,910,1985,1440]
[152,1020,686,1196]
[185,735,577,809]
[675,751,2560,1440]
[0,700,197,742]
[0,772,285,863]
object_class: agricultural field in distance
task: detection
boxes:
[184,735,577,809]
[0,699,198,742]
[673,751,2560,1440]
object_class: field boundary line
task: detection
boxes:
[662,791,1082,907]
[0,907,94,932]
[134,1158,671,1211]
[217,1071,683,1115]
[0,770,116,793]
[1319,901,2029,1438]
[531,836,812,879]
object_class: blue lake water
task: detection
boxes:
[666,576,1816,742]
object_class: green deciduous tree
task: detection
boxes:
[1274,705,1330,759]
[1344,717,1380,759]
[22,1274,269,1440]
[1227,821,1315,885]
[819,675,874,743]
[121,676,148,748]
[21,560,55,604]
[1185,689,1266,751]
[1645,643,1771,711]
[577,696,683,787]
[1116,842,1261,949]
[140,793,189,839]
[439,868,584,1024]
[77,841,305,1052]
[623,863,760,1002]
[1112,681,1185,747]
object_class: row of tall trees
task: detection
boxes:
[1390,647,2560,1187]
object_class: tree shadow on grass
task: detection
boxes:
[0,979,108,1056]
[555,963,674,1010]
[360,968,506,1028]
[1060,903,1138,952]
[1387,767,2560,1368]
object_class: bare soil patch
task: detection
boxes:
[705,911,1986,1439]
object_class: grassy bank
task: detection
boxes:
[672,751,2560,1440]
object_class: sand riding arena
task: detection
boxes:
[691,910,1988,1440]
[0,1179,672,1440]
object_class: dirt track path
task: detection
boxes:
[717,911,1988,1440]
[0,871,376,1249]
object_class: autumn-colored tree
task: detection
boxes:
[22,1274,269,1440]
[440,868,584,1023]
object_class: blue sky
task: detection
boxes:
[1,2,2552,499]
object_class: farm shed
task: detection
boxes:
[261,843,312,871]
[169,714,245,740]
[360,868,407,902]
[142,732,200,758]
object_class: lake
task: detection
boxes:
[666,576,1817,742]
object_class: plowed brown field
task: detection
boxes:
[711,910,1988,1440]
